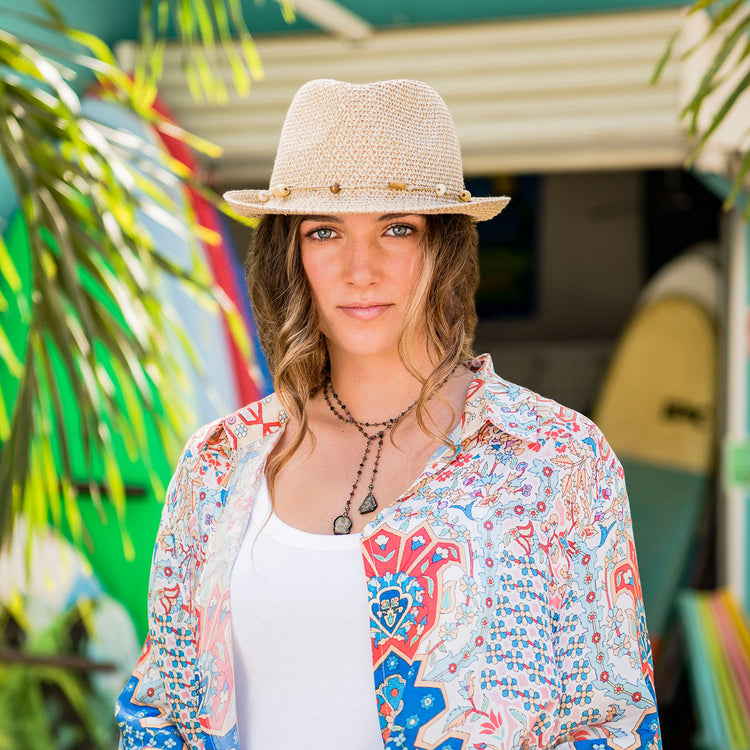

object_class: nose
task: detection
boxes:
[341,233,382,287]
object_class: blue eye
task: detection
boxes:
[388,224,413,237]
[309,227,335,240]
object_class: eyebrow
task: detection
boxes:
[300,213,418,223]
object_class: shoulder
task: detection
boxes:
[166,392,288,497]
[471,354,620,473]
[476,362,629,546]
[188,391,287,457]
[534,391,620,470]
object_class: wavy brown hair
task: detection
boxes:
[244,213,480,489]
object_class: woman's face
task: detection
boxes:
[299,212,426,363]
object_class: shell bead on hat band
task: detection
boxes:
[252,181,474,203]
[223,78,510,221]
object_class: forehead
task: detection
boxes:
[299,213,426,225]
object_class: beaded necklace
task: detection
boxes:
[323,366,457,535]
[323,384,416,535]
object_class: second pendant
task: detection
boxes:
[358,493,377,514]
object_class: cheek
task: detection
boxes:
[403,246,426,295]
[300,258,338,340]
[300,249,327,305]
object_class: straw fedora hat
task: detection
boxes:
[223,79,510,221]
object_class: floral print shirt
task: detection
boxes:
[117,354,661,750]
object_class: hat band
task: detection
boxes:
[259,181,472,203]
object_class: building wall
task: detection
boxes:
[474,170,643,413]
[478,170,644,344]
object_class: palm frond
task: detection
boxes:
[135,0,294,104]
[0,0,290,553]
[0,10,219,550]
[655,0,750,218]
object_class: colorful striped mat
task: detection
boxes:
[680,589,750,749]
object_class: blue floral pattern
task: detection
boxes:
[117,355,661,749]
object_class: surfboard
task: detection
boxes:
[215,210,273,394]
[593,245,719,656]
[150,94,268,403]
[82,96,241,424]
[0,96,249,638]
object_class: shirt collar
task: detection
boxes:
[201,353,538,456]
[461,353,539,443]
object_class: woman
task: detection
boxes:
[117,79,660,750]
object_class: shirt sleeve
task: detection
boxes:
[551,438,662,749]
[116,439,198,750]
[116,633,189,749]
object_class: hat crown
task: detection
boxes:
[223,78,511,221]
[270,79,464,192]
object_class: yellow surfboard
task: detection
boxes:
[594,248,718,651]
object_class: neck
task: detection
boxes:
[327,351,432,423]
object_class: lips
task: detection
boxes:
[338,303,392,321]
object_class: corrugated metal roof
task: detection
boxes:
[151,6,687,182]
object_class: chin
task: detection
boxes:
[326,335,401,361]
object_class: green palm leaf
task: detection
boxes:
[135,0,294,104]
[0,0,290,552]
[655,0,750,218]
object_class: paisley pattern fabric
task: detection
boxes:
[117,355,661,750]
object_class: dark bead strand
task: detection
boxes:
[324,365,459,535]
[323,387,397,533]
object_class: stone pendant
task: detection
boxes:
[333,514,353,535]
[358,493,377,515]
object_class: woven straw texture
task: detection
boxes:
[224,79,510,221]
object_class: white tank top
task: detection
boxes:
[229,475,384,750]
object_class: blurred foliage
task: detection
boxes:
[0,602,114,750]
[136,0,294,104]
[654,0,750,217]
[0,0,289,553]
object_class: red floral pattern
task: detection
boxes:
[117,356,661,750]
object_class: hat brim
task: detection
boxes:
[223,189,511,222]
